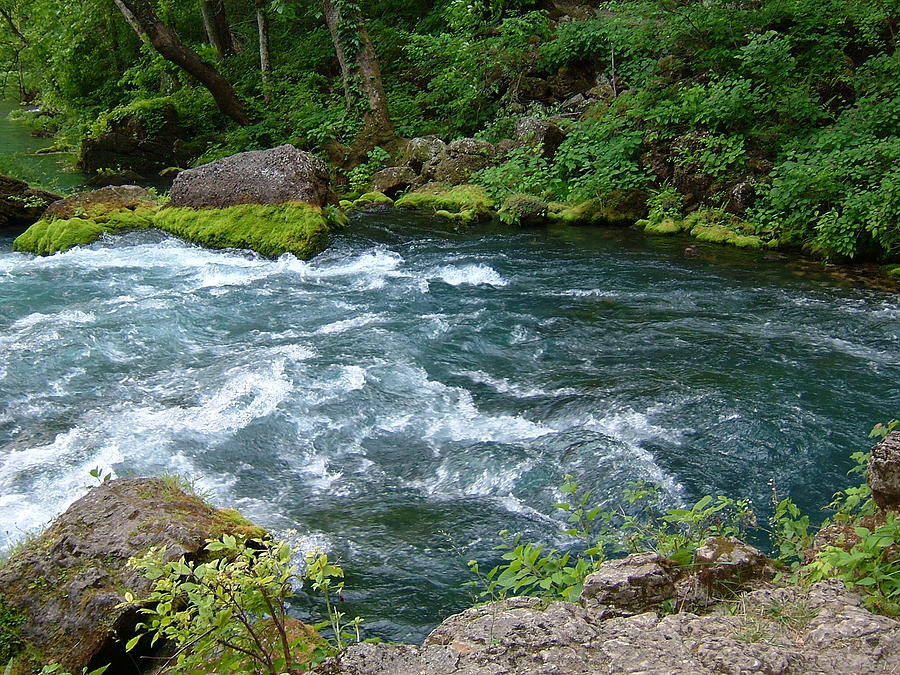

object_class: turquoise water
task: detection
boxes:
[1,213,898,641]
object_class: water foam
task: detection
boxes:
[427,264,508,287]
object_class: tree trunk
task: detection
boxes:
[256,0,271,103]
[112,0,250,125]
[201,0,234,61]
[321,0,393,141]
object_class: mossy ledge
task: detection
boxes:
[395,182,493,223]
[155,202,344,259]
[13,201,346,260]
[638,208,769,250]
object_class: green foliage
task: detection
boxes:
[0,596,25,663]
[127,535,333,674]
[469,475,756,602]
[347,146,391,193]
[304,551,363,650]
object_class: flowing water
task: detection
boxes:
[1,212,898,641]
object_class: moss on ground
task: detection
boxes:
[395,183,493,221]
[0,594,25,663]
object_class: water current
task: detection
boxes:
[1,211,899,642]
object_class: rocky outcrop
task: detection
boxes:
[0,175,60,230]
[169,144,336,208]
[370,166,417,197]
[869,430,900,510]
[13,186,159,256]
[318,580,900,674]
[432,139,495,185]
[79,103,192,176]
[0,477,265,674]
[580,552,680,618]
[513,117,565,158]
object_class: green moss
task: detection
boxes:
[155,202,337,259]
[353,191,393,207]
[211,508,269,542]
[12,206,155,256]
[689,223,763,249]
[0,594,25,663]
[642,216,685,235]
[883,264,900,278]
[395,183,493,220]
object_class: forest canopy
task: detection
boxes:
[0,0,897,260]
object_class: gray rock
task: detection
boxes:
[168,144,335,208]
[44,185,157,219]
[401,136,448,174]
[433,155,492,185]
[513,118,565,157]
[0,175,60,229]
[447,138,495,158]
[676,537,775,607]
[0,478,265,673]
[869,430,900,510]
[317,580,900,674]
[369,166,417,197]
[580,551,680,618]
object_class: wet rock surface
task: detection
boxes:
[44,185,157,219]
[169,144,335,208]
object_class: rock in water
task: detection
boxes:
[168,144,336,208]
[0,478,265,674]
[0,175,60,230]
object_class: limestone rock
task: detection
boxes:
[433,155,492,185]
[447,138,494,158]
[676,537,775,608]
[513,118,565,158]
[318,580,900,674]
[869,430,900,510]
[169,144,335,209]
[0,478,264,674]
[369,165,417,197]
[0,175,60,229]
[580,552,680,618]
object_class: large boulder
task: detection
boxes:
[869,430,900,510]
[432,139,495,185]
[79,103,192,176]
[169,144,336,209]
[13,186,158,256]
[370,165,417,197]
[513,117,565,158]
[0,478,265,674]
[580,552,680,618]
[400,136,448,175]
[0,175,60,230]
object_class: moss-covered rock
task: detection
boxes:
[12,208,156,255]
[0,477,268,674]
[395,182,493,222]
[642,216,684,235]
[155,202,342,259]
[547,190,648,227]
[685,210,765,249]
[348,191,394,210]
[498,194,549,226]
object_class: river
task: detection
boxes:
[1,210,898,641]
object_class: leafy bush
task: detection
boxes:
[127,535,346,674]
